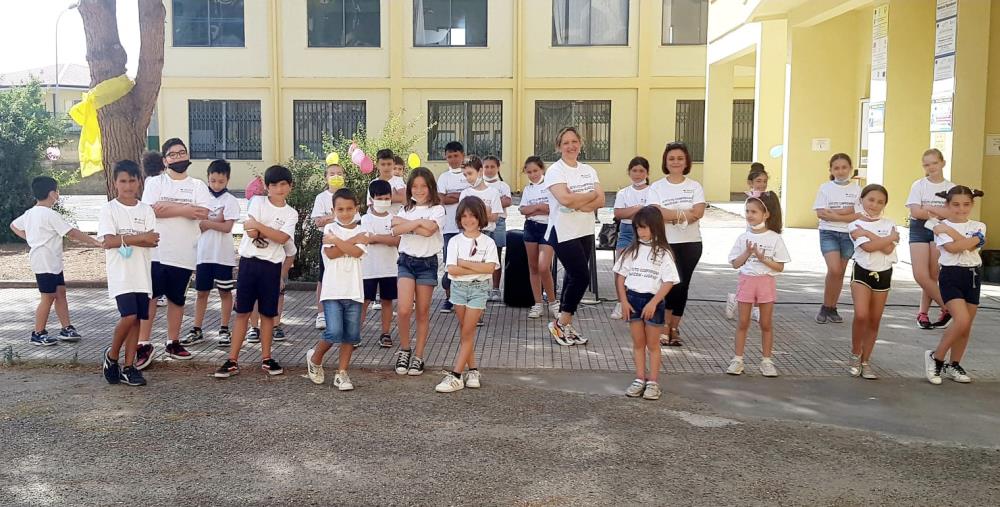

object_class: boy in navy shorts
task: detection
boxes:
[361,179,400,347]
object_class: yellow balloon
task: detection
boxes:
[325,152,340,166]
[328,175,345,189]
[407,153,421,168]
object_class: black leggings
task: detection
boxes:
[665,241,702,318]
[550,230,594,316]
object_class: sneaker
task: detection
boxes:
[751,306,760,323]
[924,350,942,385]
[439,300,454,314]
[372,301,382,310]
[548,320,574,347]
[246,327,260,344]
[725,358,744,375]
[610,302,623,320]
[642,381,662,400]
[946,363,971,383]
[394,349,411,375]
[156,295,167,307]
[488,289,501,302]
[214,359,239,378]
[725,294,736,320]
[815,306,829,324]
[272,326,286,342]
[760,358,779,377]
[164,341,192,360]
[435,373,464,393]
[848,354,862,377]
[827,307,844,324]
[476,315,485,327]
[528,304,543,319]
[261,358,284,376]
[562,322,587,345]
[860,363,878,380]
[217,328,232,347]
[306,349,324,385]
[102,347,121,385]
[378,333,393,348]
[120,366,147,386]
[314,312,326,330]
[625,378,646,397]
[549,303,560,316]
[334,371,354,391]
[30,330,58,346]
[134,343,154,370]
[58,325,82,342]
[932,310,952,329]
[180,328,204,346]
[916,312,933,330]
[464,370,481,389]
[407,356,425,376]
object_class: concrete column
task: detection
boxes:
[703,60,735,201]
[947,0,991,206]
[753,20,788,178]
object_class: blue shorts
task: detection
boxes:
[195,263,235,292]
[939,265,982,305]
[616,222,634,250]
[321,299,362,345]
[234,256,282,317]
[819,230,854,259]
[35,272,65,294]
[908,218,935,243]
[626,289,666,326]
[115,292,150,320]
[398,253,439,286]
[151,262,193,306]
[523,220,549,245]
[363,276,398,301]
[450,279,491,310]
[494,217,507,248]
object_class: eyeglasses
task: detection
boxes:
[165,149,188,160]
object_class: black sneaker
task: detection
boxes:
[394,349,411,375]
[273,326,286,342]
[134,343,154,370]
[932,310,952,329]
[164,341,192,360]
[217,327,232,347]
[120,366,146,386]
[827,307,844,324]
[246,327,261,344]
[58,325,82,342]
[378,333,393,348]
[439,300,454,314]
[102,347,121,385]
[214,359,239,378]
[180,327,204,346]
[30,330,58,346]
[261,358,284,376]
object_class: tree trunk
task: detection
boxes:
[78,0,165,199]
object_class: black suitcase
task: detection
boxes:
[502,229,535,307]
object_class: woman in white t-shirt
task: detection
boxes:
[610,156,650,320]
[543,127,605,346]
[646,142,705,347]
[519,156,558,319]
[906,148,956,330]
[483,156,513,302]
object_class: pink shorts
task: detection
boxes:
[736,274,777,304]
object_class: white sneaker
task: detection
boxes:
[848,354,862,377]
[435,373,464,393]
[642,381,662,400]
[751,306,760,323]
[488,289,501,302]
[725,294,736,320]
[610,302,622,320]
[306,349,324,385]
[464,369,481,388]
[372,301,382,310]
[563,322,587,345]
[528,304,543,319]
[760,358,779,377]
[625,378,645,397]
[860,363,878,380]
[945,363,971,383]
[333,371,354,391]
[549,303,560,316]
[725,357,744,375]
[314,312,326,330]
[924,350,943,385]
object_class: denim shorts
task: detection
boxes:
[450,279,491,310]
[819,229,854,259]
[494,217,507,248]
[321,299,362,345]
[523,220,549,245]
[908,218,935,243]
[616,222,634,250]
[626,289,666,326]
[397,253,439,286]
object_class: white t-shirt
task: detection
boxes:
[646,177,705,244]
[936,220,986,267]
[438,169,471,235]
[320,223,367,303]
[613,244,681,295]
[310,189,361,226]
[140,173,213,269]
[11,205,73,274]
[196,191,241,266]
[520,181,550,224]
[366,176,407,216]
[238,196,298,264]
[543,159,600,242]
[97,199,156,298]
[905,177,955,217]
[727,230,792,277]
[849,218,898,272]
[397,204,447,258]
[486,179,512,218]
[812,181,862,232]
[446,232,500,282]
[459,186,504,232]
[361,211,398,280]
[613,185,651,224]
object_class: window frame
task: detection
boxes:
[426,100,504,160]
[306,0,382,48]
[413,0,489,48]
[187,99,262,160]
[661,0,709,46]
[551,0,630,47]
[533,100,613,163]
[171,0,246,48]
[731,99,755,163]
[292,100,368,160]
[674,99,705,163]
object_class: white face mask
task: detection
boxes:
[833,176,851,185]
[335,216,356,227]
[484,175,500,183]
[469,176,483,187]
[449,166,463,174]
[632,180,646,189]
[372,199,392,213]
[638,238,652,245]
[750,221,767,231]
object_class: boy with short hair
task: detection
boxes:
[97,160,159,386]
[215,165,299,378]
[310,163,347,330]
[10,176,101,346]
[361,179,400,348]
[369,149,406,215]
[182,159,241,347]
[436,141,471,313]
[245,240,296,344]
[392,155,406,178]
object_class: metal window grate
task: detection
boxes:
[172,0,245,47]
[427,101,503,159]
[292,100,367,159]
[534,100,611,162]
[188,99,262,160]
[675,99,705,162]
[731,99,755,163]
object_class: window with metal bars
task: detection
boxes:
[731,99,755,163]
[188,100,262,159]
[427,101,503,159]
[307,0,381,47]
[534,100,611,162]
[674,99,705,162]
[292,100,367,159]
[172,0,245,47]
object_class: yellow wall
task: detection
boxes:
[163,0,271,78]
[402,0,514,78]
[279,0,390,78]
[984,0,1000,248]
[522,0,639,78]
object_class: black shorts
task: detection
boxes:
[151,262,193,306]
[35,272,65,294]
[235,256,282,317]
[115,293,151,320]
[939,265,982,305]
[195,263,236,292]
[523,220,550,245]
[851,263,893,292]
[364,277,398,301]
[319,251,326,279]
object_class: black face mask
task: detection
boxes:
[168,160,192,173]
[209,187,229,198]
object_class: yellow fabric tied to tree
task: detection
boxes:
[69,75,134,177]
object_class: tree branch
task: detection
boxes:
[133,0,165,122]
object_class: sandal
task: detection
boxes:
[661,328,683,347]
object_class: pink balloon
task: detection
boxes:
[351,149,365,165]
[348,142,359,155]
[360,156,375,174]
